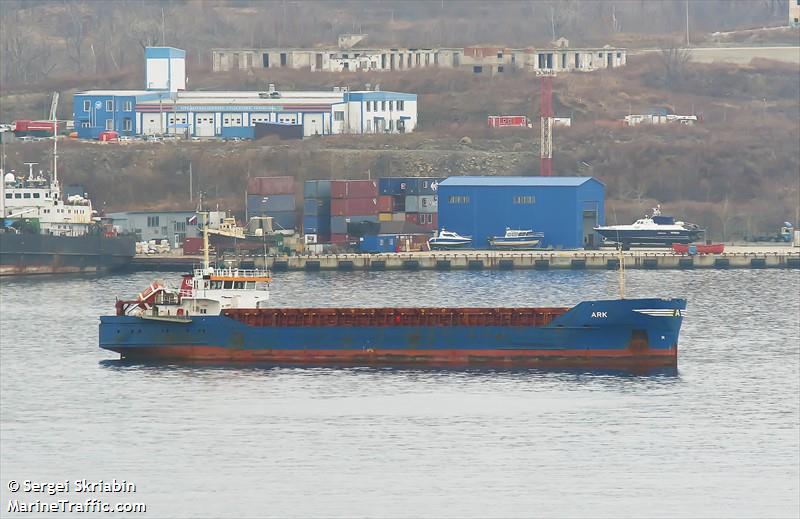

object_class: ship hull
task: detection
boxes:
[100,298,685,369]
[0,233,135,276]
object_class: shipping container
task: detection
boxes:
[331,197,378,216]
[407,178,444,196]
[303,215,331,235]
[304,180,332,199]
[182,237,204,255]
[487,115,529,128]
[392,195,406,212]
[247,193,296,213]
[405,213,437,228]
[378,212,393,222]
[331,215,379,234]
[265,211,297,231]
[330,180,378,199]
[247,176,295,195]
[360,235,399,253]
[330,233,351,244]
[378,177,412,196]
[404,195,438,213]
[377,195,393,213]
[303,198,331,217]
[392,212,406,222]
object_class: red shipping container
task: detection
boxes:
[247,176,295,195]
[405,213,419,224]
[377,196,393,213]
[330,233,350,244]
[330,180,378,199]
[182,237,204,255]
[487,115,529,128]
[406,213,437,230]
[331,198,378,216]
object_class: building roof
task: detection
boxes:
[439,176,601,187]
[75,90,152,96]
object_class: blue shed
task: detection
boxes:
[438,176,605,249]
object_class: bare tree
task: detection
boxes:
[64,2,86,73]
[657,44,692,88]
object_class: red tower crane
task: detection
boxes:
[536,70,556,176]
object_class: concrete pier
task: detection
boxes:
[240,245,800,272]
[130,246,800,272]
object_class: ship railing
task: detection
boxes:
[193,268,271,278]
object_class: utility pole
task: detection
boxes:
[189,161,193,202]
[685,0,690,48]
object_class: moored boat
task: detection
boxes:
[428,229,472,250]
[99,217,686,369]
[594,205,704,249]
[488,228,544,250]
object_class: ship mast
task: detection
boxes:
[50,92,59,186]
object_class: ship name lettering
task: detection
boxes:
[591,312,607,318]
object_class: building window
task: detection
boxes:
[513,195,535,204]
[366,102,371,112]
[381,101,386,111]
[448,195,470,204]
[81,122,90,128]
[105,119,113,130]
[473,66,483,74]
[174,221,186,232]
[123,118,132,131]
[366,120,372,132]
[106,100,114,111]
[334,111,344,121]
[497,65,504,73]
[388,120,393,131]
[83,100,90,112]
[389,100,393,110]
[124,101,133,111]
[4,193,10,199]
[397,100,405,111]
[147,216,160,227]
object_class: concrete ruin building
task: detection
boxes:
[212,35,627,75]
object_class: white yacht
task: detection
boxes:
[427,229,472,250]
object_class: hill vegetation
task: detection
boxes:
[0,1,797,240]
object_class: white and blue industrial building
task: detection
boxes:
[73,47,417,140]
[438,176,605,249]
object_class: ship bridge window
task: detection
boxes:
[210,281,223,290]
[33,193,40,198]
[246,281,256,289]
[4,194,10,199]
[14,193,21,198]
[223,281,233,289]
[256,282,269,290]
[234,281,245,289]
[23,193,31,198]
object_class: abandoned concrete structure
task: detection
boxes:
[212,36,627,75]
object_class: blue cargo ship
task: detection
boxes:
[98,221,686,369]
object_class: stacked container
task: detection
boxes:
[247,176,297,230]
[329,180,379,243]
[303,180,332,242]
[378,177,442,231]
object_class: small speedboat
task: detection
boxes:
[488,228,544,249]
[428,229,472,250]
[594,205,704,249]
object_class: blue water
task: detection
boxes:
[1,270,798,518]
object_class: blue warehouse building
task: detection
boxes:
[438,176,605,250]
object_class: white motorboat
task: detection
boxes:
[594,205,704,249]
[488,228,544,249]
[428,229,472,250]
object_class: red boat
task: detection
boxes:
[672,243,725,254]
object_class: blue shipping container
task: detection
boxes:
[359,235,399,253]
[407,177,444,196]
[303,198,331,217]
[304,180,332,199]
[248,194,296,213]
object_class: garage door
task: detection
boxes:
[195,113,215,137]
[141,114,161,135]
[304,114,323,136]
